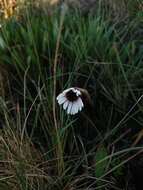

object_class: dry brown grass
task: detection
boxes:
[0,0,17,18]
[0,128,51,189]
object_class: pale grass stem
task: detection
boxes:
[52,4,67,175]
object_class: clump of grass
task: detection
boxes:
[0,98,51,190]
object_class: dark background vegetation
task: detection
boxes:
[0,0,143,189]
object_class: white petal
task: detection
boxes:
[67,102,73,114]
[58,96,67,105]
[76,98,84,111]
[75,90,81,96]
[77,92,81,96]
[63,101,69,110]
[63,88,74,94]
[75,102,80,113]
[57,93,64,100]
[72,88,80,96]
[79,106,82,111]
[70,103,75,115]
[72,88,77,93]
[71,102,79,115]
[79,98,84,107]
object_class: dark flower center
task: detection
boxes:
[66,90,79,102]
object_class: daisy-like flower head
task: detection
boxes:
[56,87,84,115]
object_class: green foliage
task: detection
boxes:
[0,1,142,189]
[112,158,124,177]
[95,145,108,178]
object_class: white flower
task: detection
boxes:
[56,87,84,115]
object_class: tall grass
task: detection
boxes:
[0,1,143,189]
